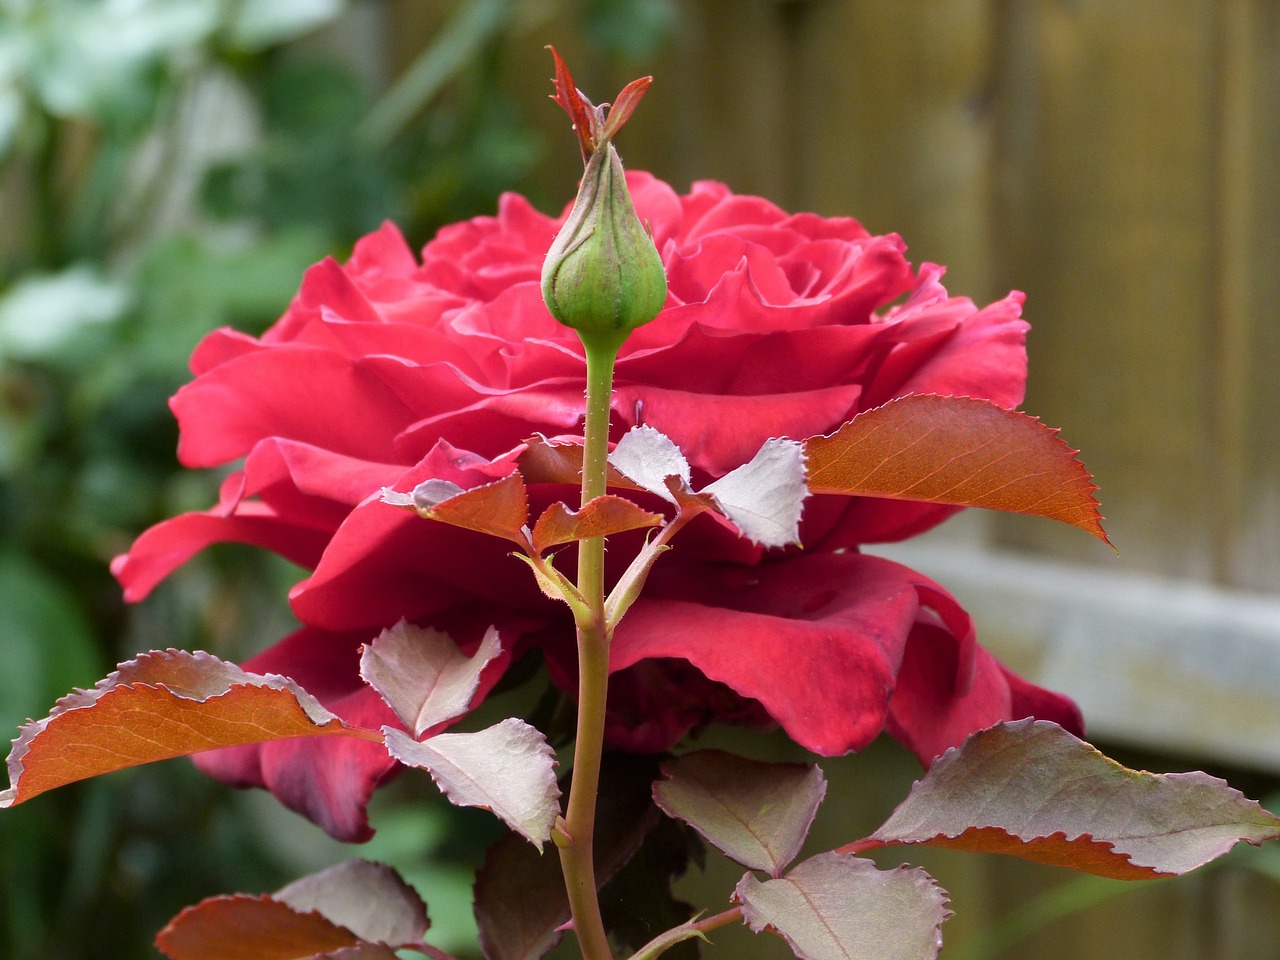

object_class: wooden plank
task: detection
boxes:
[386,0,1280,591]
[792,0,996,298]
[630,0,795,200]
[875,539,1280,772]
[498,1,794,207]
[987,0,1221,578]
[1215,0,1280,592]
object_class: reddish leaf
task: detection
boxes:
[157,860,429,960]
[1,650,380,808]
[803,394,1109,544]
[519,434,644,492]
[474,831,568,960]
[547,46,651,156]
[531,496,663,553]
[604,426,808,545]
[547,46,598,158]
[868,719,1280,879]
[609,424,693,501]
[359,621,502,737]
[734,853,949,960]
[598,816,703,958]
[555,425,805,546]
[384,719,560,845]
[600,75,653,142]
[156,895,367,960]
[382,471,529,546]
[653,750,826,877]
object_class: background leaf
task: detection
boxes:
[384,720,560,845]
[1,650,379,808]
[156,859,429,960]
[653,750,826,877]
[803,394,1109,543]
[597,816,703,960]
[156,895,369,960]
[735,852,949,960]
[868,719,1280,878]
[359,621,502,737]
[0,550,101,739]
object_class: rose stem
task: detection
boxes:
[559,330,626,960]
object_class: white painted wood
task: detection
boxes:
[870,540,1280,772]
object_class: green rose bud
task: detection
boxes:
[541,47,668,346]
[541,141,667,338]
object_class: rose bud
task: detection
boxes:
[541,140,667,338]
[541,47,667,341]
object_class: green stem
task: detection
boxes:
[558,331,624,960]
[577,333,619,600]
[630,907,743,960]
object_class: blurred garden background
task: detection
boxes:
[2,1,1280,958]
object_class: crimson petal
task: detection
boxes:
[608,553,1069,762]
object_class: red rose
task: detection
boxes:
[113,173,1082,841]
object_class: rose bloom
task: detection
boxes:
[113,173,1082,841]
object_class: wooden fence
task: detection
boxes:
[382,3,1280,957]
[482,0,1280,590]
[388,0,1280,577]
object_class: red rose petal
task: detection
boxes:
[289,444,542,632]
[610,553,956,756]
[111,504,330,603]
[172,347,418,468]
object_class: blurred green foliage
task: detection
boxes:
[0,1,674,957]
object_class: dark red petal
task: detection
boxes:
[111,503,330,603]
[288,443,543,632]
[604,553,1076,760]
[612,381,862,477]
[609,553,930,756]
[112,439,404,602]
[344,219,418,280]
[241,438,402,512]
[266,257,385,344]
[884,623,1083,765]
[189,326,262,376]
[862,286,1029,411]
[1002,663,1085,739]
